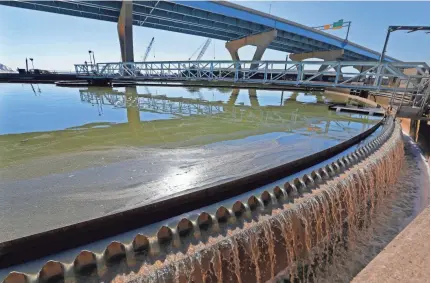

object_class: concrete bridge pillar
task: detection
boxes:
[284,91,299,102]
[225,29,277,69]
[227,88,240,105]
[118,0,134,62]
[248,89,259,108]
[290,49,345,80]
[125,86,140,132]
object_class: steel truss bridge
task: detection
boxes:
[78,89,307,126]
[78,88,374,137]
[75,60,430,92]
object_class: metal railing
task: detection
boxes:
[74,60,429,92]
[74,63,99,75]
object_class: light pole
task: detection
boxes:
[29,58,34,70]
[88,50,93,65]
[89,50,96,65]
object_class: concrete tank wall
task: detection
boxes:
[2,118,403,283]
[109,120,404,283]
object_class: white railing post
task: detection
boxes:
[296,63,303,85]
[234,62,239,82]
[374,63,384,89]
[334,62,341,85]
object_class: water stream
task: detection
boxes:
[97,122,418,283]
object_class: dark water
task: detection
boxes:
[0,84,380,241]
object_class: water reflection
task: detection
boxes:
[0,84,378,163]
[0,83,381,241]
[76,86,375,141]
[29,84,41,96]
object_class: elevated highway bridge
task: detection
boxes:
[0,0,399,63]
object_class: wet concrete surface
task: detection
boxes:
[318,133,430,282]
[352,207,430,283]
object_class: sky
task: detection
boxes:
[0,1,429,71]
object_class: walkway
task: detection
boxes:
[352,207,430,283]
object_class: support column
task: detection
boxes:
[227,88,240,105]
[118,0,134,62]
[125,86,140,132]
[225,29,277,69]
[286,91,299,102]
[248,89,259,108]
[290,49,345,81]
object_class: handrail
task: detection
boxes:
[74,60,430,93]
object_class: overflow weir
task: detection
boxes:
[0,109,406,283]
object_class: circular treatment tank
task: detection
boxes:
[0,84,380,242]
[0,84,398,283]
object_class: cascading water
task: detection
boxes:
[4,119,422,283]
[103,121,406,283]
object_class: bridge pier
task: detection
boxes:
[284,91,299,103]
[290,49,345,80]
[225,29,277,69]
[118,0,134,62]
[125,86,140,132]
[249,89,260,108]
[227,89,240,105]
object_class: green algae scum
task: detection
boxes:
[1,84,409,283]
[0,84,379,242]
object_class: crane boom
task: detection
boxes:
[142,37,155,62]
[188,38,211,61]
[196,38,211,61]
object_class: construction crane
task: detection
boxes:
[142,37,155,62]
[188,38,211,61]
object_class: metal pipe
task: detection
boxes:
[345,21,351,41]
[379,27,392,63]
